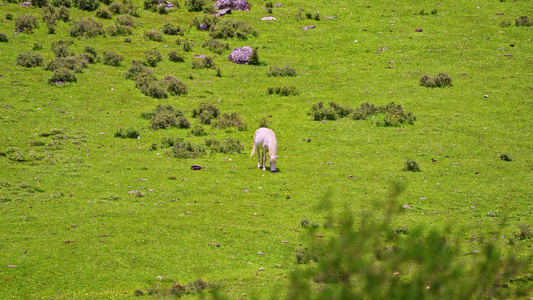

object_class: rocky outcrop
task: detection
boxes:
[228,46,253,64]
[215,0,250,11]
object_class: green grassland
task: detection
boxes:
[1,0,533,298]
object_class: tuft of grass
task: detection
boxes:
[267,66,297,77]
[144,48,163,67]
[500,153,512,161]
[144,30,163,42]
[192,55,215,69]
[209,19,258,40]
[102,51,125,66]
[515,15,533,26]
[403,159,421,172]
[168,50,185,63]
[419,73,452,88]
[202,38,230,54]
[192,102,220,125]
[114,127,139,139]
[267,86,299,96]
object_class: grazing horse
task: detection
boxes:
[250,128,278,172]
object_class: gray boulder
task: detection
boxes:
[215,8,232,16]
[215,0,250,11]
[228,46,253,64]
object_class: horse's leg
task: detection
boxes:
[257,146,261,168]
[262,147,266,171]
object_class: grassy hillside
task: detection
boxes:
[1,0,532,298]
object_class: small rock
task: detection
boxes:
[259,267,264,271]
[286,196,290,199]
[261,16,276,21]
[215,8,232,17]
[484,95,488,98]
[403,204,412,209]
[191,165,202,170]
[275,3,281,7]
[302,25,316,30]
[7,265,17,268]
[415,28,423,32]
[315,234,323,237]
[199,24,209,31]
[496,12,504,15]
[228,46,253,64]
[258,251,264,255]
[185,212,192,214]
[281,241,288,243]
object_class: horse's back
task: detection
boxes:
[254,128,276,145]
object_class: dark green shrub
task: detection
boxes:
[162,23,186,35]
[15,15,39,33]
[145,30,163,42]
[308,102,338,121]
[403,159,420,172]
[0,33,8,43]
[379,102,416,127]
[51,39,73,58]
[56,6,70,22]
[215,66,222,77]
[51,0,71,7]
[500,153,512,162]
[125,60,154,80]
[124,37,132,43]
[42,5,56,23]
[267,66,297,77]
[185,0,210,12]
[192,55,215,69]
[48,68,77,84]
[192,15,218,30]
[257,117,269,128]
[209,19,258,40]
[141,82,168,99]
[108,2,123,13]
[95,7,112,19]
[190,125,207,136]
[72,0,100,11]
[248,48,260,65]
[214,112,247,130]
[328,102,352,118]
[515,15,533,26]
[158,75,187,96]
[500,20,512,27]
[116,14,135,27]
[70,18,104,37]
[46,22,56,34]
[106,24,132,36]
[157,4,168,15]
[168,51,185,62]
[202,38,229,54]
[149,111,190,129]
[267,86,299,96]
[33,42,43,50]
[515,223,532,240]
[16,52,44,67]
[351,102,379,120]
[144,48,163,67]
[114,127,139,138]
[265,2,273,8]
[44,56,89,73]
[160,136,177,148]
[171,140,206,158]
[206,137,244,154]
[192,102,220,125]
[6,13,14,20]
[143,0,158,11]
[419,73,452,88]
[33,0,49,7]
[102,51,124,66]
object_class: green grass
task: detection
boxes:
[1,0,533,298]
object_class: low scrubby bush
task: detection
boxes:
[515,15,533,26]
[214,112,247,130]
[33,42,43,50]
[95,7,112,19]
[51,0,71,7]
[500,153,512,162]
[168,50,185,62]
[378,102,416,127]
[185,0,211,12]
[192,15,218,30]
[190,125,207,136]
[171,140,206,158]
[70,18,104,37]
[206,137,244,154]
[72,0,99,11]
[51,39,73,57]
[44,56,89,73]
[202,38,229,54]
[144,48,163,67]
[56,6,70,22]
[158,75,187,96]
[351,102,379,120]
[15,15,39,33]
[209,19,258,40]
[82,46,98,63]
[176,38,193,52]
[102,51,124,66]
[267,66,297,77]
[124,60,154,80]
[106,24,132,36]
[403,159,420,172]
[267,86,299,96]
[192,55,215,69]
[145,30,163,42]
[48,68,77,84]
[308,102,339,121]
[6,13,14,20]
[116,14,135,27]
[140,82,168,99]
[114,127,139,138]
[143,105,190,129]
[419,73,452,88]
[0,33,9,43]
[16,52,44,67]
[162,23,186,35]
[192,102,220,125]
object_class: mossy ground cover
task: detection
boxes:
[0,0,532,298]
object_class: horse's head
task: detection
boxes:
[269,154,278,172]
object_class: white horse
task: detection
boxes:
[250,128,278,172]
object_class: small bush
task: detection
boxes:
[500,153,512,162]
[185,0,210,12]
[403,159,420,172]
[48,68,77,84]
[351,102,379,120]
[70,18,104,37]
[51,39,73,58]
[124,37,132,43]
[192,55,215,69]
[209,19,258,40]
[202,38,229,54]
[141,82,168,99]
[33,42,43,50]
[6,13,14,20]
[207,137,244,154]
[116,14,135,27]
[125,60,154,80]
[106,24,132,36]
[265,2,273,8]
[114,127,139,138]
[162,23,186,35]
[214,112,247,130]
[108,2,123,13]
[51,0,71,7]
[500,20,512,27]
[419,73,452,88]
[56,6,70,22]
[267,66,297,77]
[267,86,299,96]
[190,125,207,136]
[515,15,533,26]
[192,102,220,125]
[192,15,218,30]
[16,52,44,67]
[215,66,222,77]
[72,0,100,11]
[168,51,185,62]
[42,5,56,23]
[0,32,8,43]
[144,48,163,67]
[44,56,89,73]
[308,102,339,121]
[95,7,112,19]
[176,38,194,52]
[171,140,206,158]
[33,0,49,7]
[378,102,416,127]
[515,224,532,240]
[248,48,260,65]
[15,15,39,33]
[158,75,187,96]
[102,51,124,66]
[145,30,163,42]
[258,117,269,128]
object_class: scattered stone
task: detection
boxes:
[199,24,209,31]
[215,8,232,17]
[496,12,504,15]
[158,1,173,9]
[65,240,73,244]
[261,16,276,21]
[281,240,288,243]
[302,25,316,30]
[326,162,333,165]
[415,28,423,32]
[128,190,141,195]
[403,204,412,209]
[259,267,264,271]
[275,3,281,7]
[323,16,335,19]
[258,251,264,255]
[484,95,489,98]
[20,1,31,6]
[228,46,253,64]
[185,212,192,214]
[215,0,250,11]
[315,234,323,237]
[191,165,202,170]
[286,196,290,199]
[7,265,17,268]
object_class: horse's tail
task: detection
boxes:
[250,132,257,158]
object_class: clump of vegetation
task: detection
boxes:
[142,104,190,130]
[403,159,420,172]
[419,73,452,88]
[15,15,39,33]
[514,223,532,240]
[248,47,260,65]
[125,60,154,80]
[56,6,70,22]
[107,23,132,36]
[72,0,99,11]
[0,32,7,43]
[418,9,438,15]
[267,66,297,77]
[168,50,185,62]
[158,75,187,96]
[16,52,43,67]
[102,51,124,66]
[378,102,416,127]
[205,137,244,154]
[202,38,230,54]
[139,81,169,99]
[48,68,77,84]
[95,7,112,19]
[114,127,139,139]
[192,55,215,69]
[144,48,163,67]
[176,38,194,52]
[33,42,43,50]
[6,13,14,20]
[308,102,340,121]
[214,112,247,131]
[190,125,207,136]
[70,18,104,37]
[145,30,163,42]
[500,153,512,162]
[209,19,258,40]
[515,15,533,26]
[115,14,135,27]
[44,56,89,73]
[267,86,299,96]
[351,102,379,120]
[51,39,73,57]
[185,0,212,12]
[171,139,206,158]
[192,102,220,125]
[162,23,186,35]
[192,15,218,30]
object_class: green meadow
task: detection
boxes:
[1,0,532,298]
